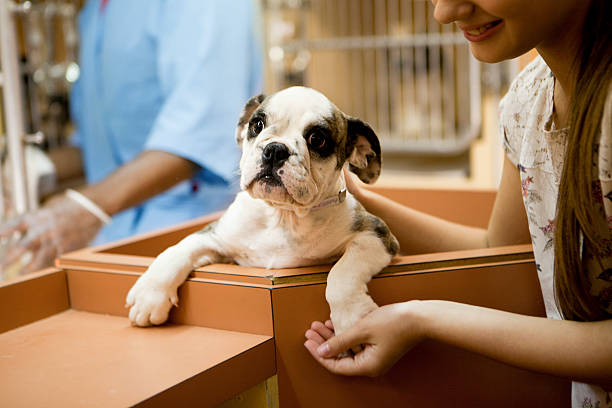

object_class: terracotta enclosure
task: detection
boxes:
[0,187,570,407]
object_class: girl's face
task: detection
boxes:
[431,0,588,63]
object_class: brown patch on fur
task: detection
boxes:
[344,117,382,184]
[351,211,399,255]
[236,94,266,145]
[237,94,265,128]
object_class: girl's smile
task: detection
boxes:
[432,0,591,64]
[458,19,503,42]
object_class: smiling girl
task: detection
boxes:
[304,1,612,406]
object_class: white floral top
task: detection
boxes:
[499,56,612,408]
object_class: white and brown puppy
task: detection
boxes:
[126,86,399,335]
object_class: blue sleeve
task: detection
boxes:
[144,0,262,183]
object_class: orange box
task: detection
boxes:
[0,267,275,408]
[0,188,570,407]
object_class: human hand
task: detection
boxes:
[304,302,427,377]
[343,167,367,200]
[0,195,103,280]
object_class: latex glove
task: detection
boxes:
[0,195,103,280]
[304,302,426,377]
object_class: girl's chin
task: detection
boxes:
[469,44,522,64]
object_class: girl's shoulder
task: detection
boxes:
[498,56,555,165]
[599,84,612,182]
[500,56,553,121]
[508,56,551,93]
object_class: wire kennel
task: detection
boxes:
[262,0,482,156]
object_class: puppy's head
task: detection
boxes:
[235,86,381,211]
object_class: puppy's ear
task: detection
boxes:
[345,117,382,184]
[235,94,266,146]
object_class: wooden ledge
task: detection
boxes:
[0,310,275,408]
[58,242,534,287]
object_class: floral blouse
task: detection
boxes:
[499,56,611,408]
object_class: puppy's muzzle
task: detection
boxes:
[255,142,291,186]
[262,142,290,168]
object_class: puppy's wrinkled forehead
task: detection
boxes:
[263,87,336,128]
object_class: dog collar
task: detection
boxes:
[310,188,347,211]
[268,172,348,214]
[268,188,347,215]
[309,170,348,211]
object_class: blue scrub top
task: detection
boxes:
[70,0,262,244]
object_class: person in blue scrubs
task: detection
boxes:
[0,0,262,278]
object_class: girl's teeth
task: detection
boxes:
[468,22,493,35]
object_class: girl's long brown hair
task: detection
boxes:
[554,0,612,321]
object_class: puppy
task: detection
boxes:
[126,86,399,336]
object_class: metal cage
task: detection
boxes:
[263,0,481,156]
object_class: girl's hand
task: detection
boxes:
[304,302,427,377]
[343,167,366,200]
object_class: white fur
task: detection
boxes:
[239,88,339,209]
[126,87,396,335]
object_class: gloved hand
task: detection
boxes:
[0,194,103,280]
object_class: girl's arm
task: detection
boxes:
[424,301,612,388]
[307,157,611,388]
[305,300,612,389]
[350,156,531,254]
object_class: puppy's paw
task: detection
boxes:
[329,294,378,336]
[125,276,178,327]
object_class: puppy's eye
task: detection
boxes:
[307,131,326,149]
[250,119,265,136]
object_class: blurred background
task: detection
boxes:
[0,0,535,223]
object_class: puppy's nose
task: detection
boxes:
[262,143,290,166]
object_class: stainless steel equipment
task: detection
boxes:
[0,0,29,217]
[0,0,79,220]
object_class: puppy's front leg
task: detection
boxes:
[326,233,394,336]
[126,228,225,327]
